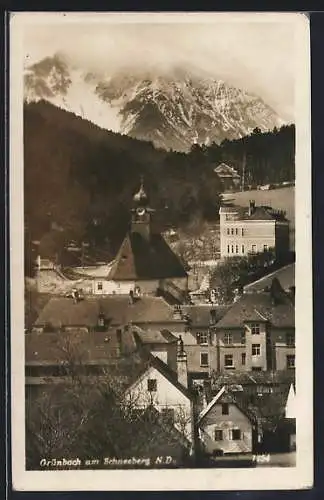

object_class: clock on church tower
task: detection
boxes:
[131,178,155,239]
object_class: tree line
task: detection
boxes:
[24,101,294,276]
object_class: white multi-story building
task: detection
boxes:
[219,200,290,260]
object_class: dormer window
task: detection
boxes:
[197,331,208,345]
[251,323,260,335]
[224,332,233,345]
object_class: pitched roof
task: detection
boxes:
[215,291,294,329]
[25,327,138,365]
[108,232,187,281]
[34,295,185,328]
[215,163,240,178]
[210,370,296,389]
[133,327,178,345]
[198,386,255,424]
[219,203,288,222]
[244,263,295,293]
[138,350,192,400]
[183,305,230,327]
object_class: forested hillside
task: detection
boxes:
[24,101,295,276]
[190,125,295,186]
[24,101,222,272]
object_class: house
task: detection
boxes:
[214,280,295,372]
[219,200,290,260]
[92,179,188,301]
[199,373,296,455]
[214,163,241,192]
[198,386,255,455]
[32,295,188,335]
[124,338,194,445]
[180,305,229,379]
[25,329,194,465]
[132,326,178,371]
[282,382,296,451]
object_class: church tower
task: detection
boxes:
[131,177,155,240]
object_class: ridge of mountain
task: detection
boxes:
[24,54,285,152]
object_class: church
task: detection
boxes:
[91,179,188,301]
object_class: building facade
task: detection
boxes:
[219,200,290,260]
[214,284,295,373]
[198,387,254,455]
[214,163,241,192]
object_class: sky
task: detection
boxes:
[17,13,301,121]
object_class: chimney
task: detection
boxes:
[248,200,256,216]
[176,335,188,389]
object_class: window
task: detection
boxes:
[231,245,234,253]
[222,403,229,415]
[251,244,257,254]
[242,245,245,254]
[252,366,262,372]
[241,331,246,344]
[231,228,234,235]
[230,429,241,440]
[200,352,209,367]
[287,355,295,369]
[224,332,232,345]
[214,429,223,441]
[227,228,230,235]
[263,244,268,252]
[286,332,295,346]
[252,344,261,356]
[227,245,230,254]
[242,228,244,236]
[97,282,103,291]
[198,331,209,345]
[235,228,238,235]
[241,353,246,366]
[235,245,239,254]
[161,408,175,425]
[147,379,157,392]
[251,323,260,335]
[224,354,234,368]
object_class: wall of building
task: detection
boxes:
[199,403,253,454]
[92,279,160,295]
[184,345,218,374]
[216,323,268,371]
[270,328,295,371]
[126,366,192,442]
[220,220,276,259]
[275,222,291,255]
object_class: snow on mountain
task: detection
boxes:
[24,54,285,151]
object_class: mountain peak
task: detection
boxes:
[24,55,285,151]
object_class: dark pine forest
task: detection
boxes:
[24,100,295,275]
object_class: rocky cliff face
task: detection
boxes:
[24,54,284,152]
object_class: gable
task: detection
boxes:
[200,401,252,428]
[127,365,190,407]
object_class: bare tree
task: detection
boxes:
[26,335,192,469]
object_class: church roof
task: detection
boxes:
[108,232,187,281]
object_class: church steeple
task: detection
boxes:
[133,175,149,208]
[131,177,154,240]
